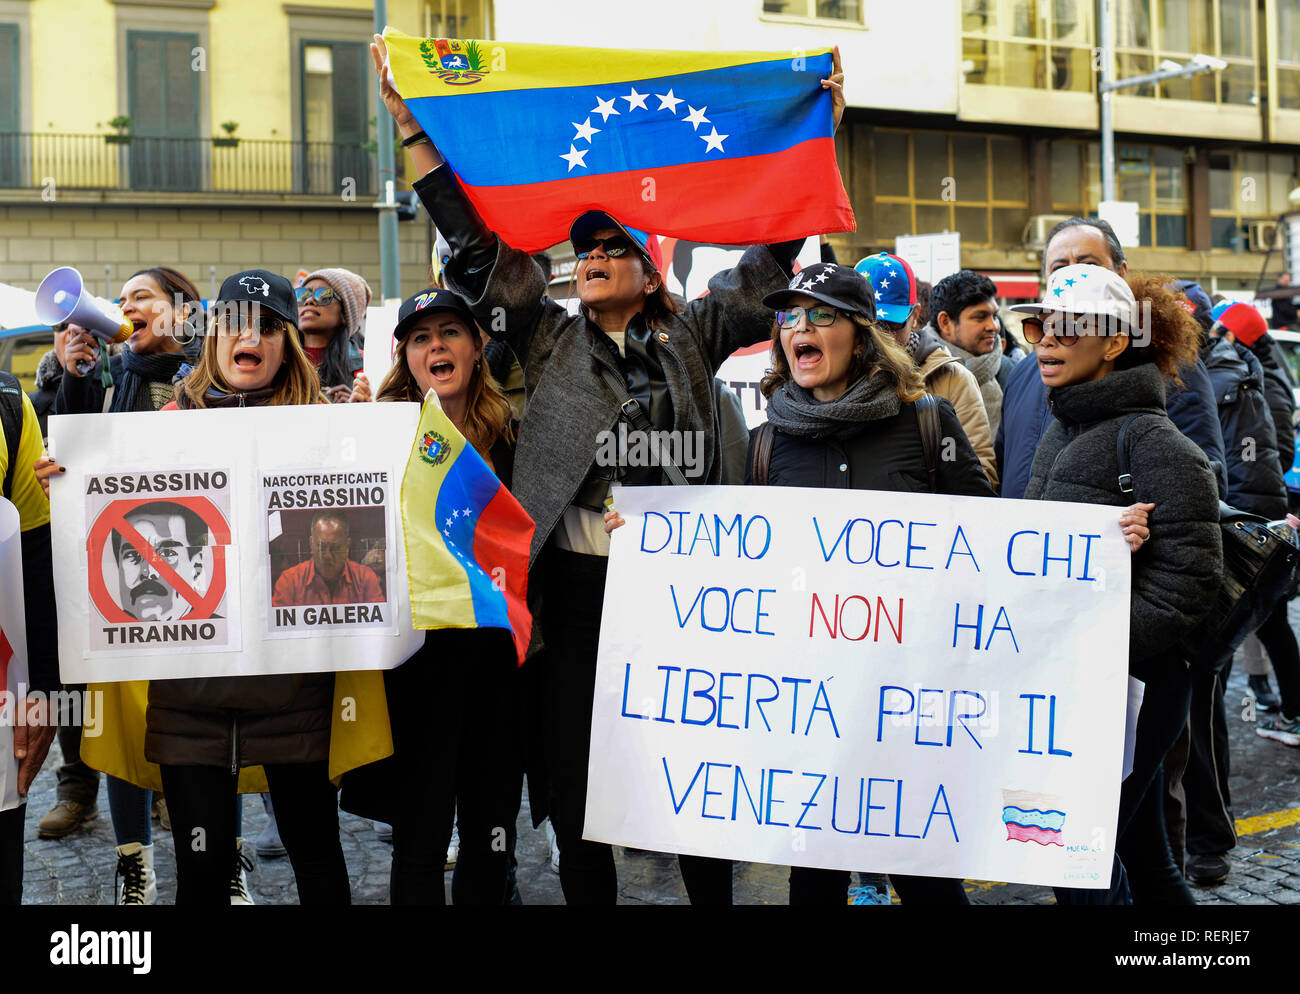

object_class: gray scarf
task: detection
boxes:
[765,372,901,440]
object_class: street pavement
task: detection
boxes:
[17,657,1300,906]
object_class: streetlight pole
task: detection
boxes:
[373,0,401,302]
[1097,0,1224,206]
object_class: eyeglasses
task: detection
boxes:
[776,305,840,329]
[215,312,287,337]
[575,235,636,260]
[295,286,339,306]
[1022,312,1126,347]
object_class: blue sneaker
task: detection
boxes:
[848,885,892,905]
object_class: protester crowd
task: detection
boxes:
[1,37,1295,908]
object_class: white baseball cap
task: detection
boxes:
[1010,264,1138,331]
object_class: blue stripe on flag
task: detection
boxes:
[407,53,833,186]
[433,452,511,631]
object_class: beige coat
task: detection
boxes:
[918,346,999,491]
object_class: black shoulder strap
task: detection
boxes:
[0,371,24,500]
[1115,413,1142,494]
[915,393,941,492]
[594,362,689,486]
[749,421,776,486]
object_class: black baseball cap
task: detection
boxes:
[215,269,298,325]
[761,262,877,322]
[393,288,477,341]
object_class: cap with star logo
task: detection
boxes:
[853,252,917,325]
[761,262,876,322]
[1009,263,1138,330]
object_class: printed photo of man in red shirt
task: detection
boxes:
[271,510,383,607]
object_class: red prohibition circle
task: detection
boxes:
[86,495,231,625]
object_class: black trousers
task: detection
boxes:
[1185,654,1238,857]
[160,761,348,906]
[387,630,520,906]
[0,803,23,906]
[538,549,617,905]
[1255,600,1300,716]
[677,856,968,906]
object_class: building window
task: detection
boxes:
[300,40,371,195]
[1050,140,1188,248]
[1209,151,1299,250]
[761,0,863,24]
[962,0,1094,92]
[1113,0,1258,105]
[1280,2,1300,110]
[0,23,18,187]
[872,129,1029,247]
[424,0,494,38]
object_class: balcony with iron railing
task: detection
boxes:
[0,132,384,200]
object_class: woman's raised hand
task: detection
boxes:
[370,34,419,137]
[822,46,845,133]
[1120,501,1155,553]
[349,372,373,403]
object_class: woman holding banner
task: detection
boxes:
[139,269,379,905]
[1011,266,1223,905]
[740,262,994,905]
[344,286,524,905]
[372,34,843,905]
[40,265,203,904]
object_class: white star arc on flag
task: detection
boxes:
[563,89,731,170]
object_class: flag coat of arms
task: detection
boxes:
[401,395,535,663]
[384,30,855,252]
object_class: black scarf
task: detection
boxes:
[113,349,191,413]
[765,373,901,440]
[176,385,277,410]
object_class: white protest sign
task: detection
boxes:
[362,301,402,390]
[49,404,425,682]
[895,232,961,285]
[586,485,1132,888]
[0,499,27,811]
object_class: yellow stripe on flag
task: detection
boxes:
[401,394,476,630]
[383,28,831,100]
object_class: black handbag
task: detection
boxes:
[1117,413,1299,670]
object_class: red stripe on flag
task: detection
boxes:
[473,486,534,664]
[458,137,855,254]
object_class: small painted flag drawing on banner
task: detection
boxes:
[400,394,534,663]
[1001,789,1067,847]
[383,30,855,252]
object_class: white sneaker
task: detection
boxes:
[445,827,460,870]
[230,837,255,905]
[115,842,157,905]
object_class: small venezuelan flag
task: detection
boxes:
[401,394,534,663]
[384,29,855,252]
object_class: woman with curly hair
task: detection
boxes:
[1012,265,1224,905]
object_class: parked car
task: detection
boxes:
[0,327,55,393]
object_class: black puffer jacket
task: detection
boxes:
[1025,364,1222,674]
[1201,338,1287,519]
[1247,333,1296,477]
[748,394,994,497]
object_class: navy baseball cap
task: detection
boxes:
[854,253,918,324]
[761,262,877,322]
[569,210,657,270]
[393,287,477,340]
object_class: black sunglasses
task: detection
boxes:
[575,235,637,260]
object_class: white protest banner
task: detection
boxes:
[0,498,27,811]
[586,485,1132,888]
[362,300,402,389]
[49,403,425,682]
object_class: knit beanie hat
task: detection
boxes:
[303,268,373,338]
[1211,300,1268,347]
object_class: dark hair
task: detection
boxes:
[913,280,932,327]
[310,510,350,540]
[929,270,998,331]
[1042,218,1126,278]
[111,501,208,559]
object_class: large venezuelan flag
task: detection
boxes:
[384,30,855,252]
[401,393,534,663]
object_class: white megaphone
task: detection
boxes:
[35,267,133,375]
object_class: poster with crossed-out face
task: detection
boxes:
[83,468,239,655]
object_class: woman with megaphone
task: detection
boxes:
[37,265,204,904]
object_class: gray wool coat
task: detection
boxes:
[1024,363,1223,673]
